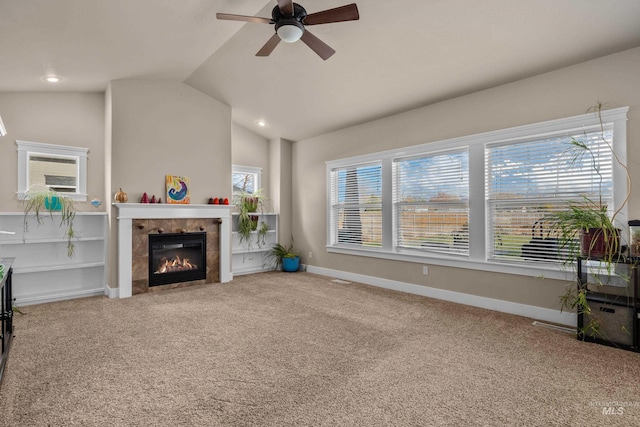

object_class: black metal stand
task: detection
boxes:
[0,258,15,388]
[576,257,639,352]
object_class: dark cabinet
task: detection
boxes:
[577,257,639,352]
[1,258,14,387]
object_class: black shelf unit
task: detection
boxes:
[576,257,639,352]
[0,258,14,387]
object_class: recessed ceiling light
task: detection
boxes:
[43,75,62,83]
[256,120,267,128]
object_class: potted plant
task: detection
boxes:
[235,189,269,249]
[549,102,631,265]
[548,102,633,340]
[21,187,77,257]
[266,242,300,272]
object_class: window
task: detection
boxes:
[232,165,262,195]
[486,127,613,263]
[17,140,88,201]
[329,162,382,248]
[394,149,469,255]
[326,107,628,278]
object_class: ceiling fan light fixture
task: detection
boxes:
[276,21,304,43]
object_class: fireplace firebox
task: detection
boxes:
[148,232,206,287]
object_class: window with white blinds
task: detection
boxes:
[326,107,627,278]
[329,162,382,248]
[486,127,613,263]
[394,149,469,255]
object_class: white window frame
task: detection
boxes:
[16,140,88,201]
[326,107,628,280]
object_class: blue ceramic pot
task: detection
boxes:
[282,256,300,272]
[44,195,62,211]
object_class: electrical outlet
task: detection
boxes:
[422,266,429,275]
[308,251,313,259]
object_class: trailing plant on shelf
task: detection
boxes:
[257,221,270,247]
[548,102,633,340]
[235,189,269,249]
[20,187,78,257]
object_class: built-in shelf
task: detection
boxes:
[12,262,105,274]
[0,212,107,305]
[232,212,278,275]
[3,236,104,245]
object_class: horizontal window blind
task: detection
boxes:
[486,126,614,263]
[330,163,382,248]
[394,149,469,255]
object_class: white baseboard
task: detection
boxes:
[105,285,119,299]
[306,265,576,327]
[14,288,105,306]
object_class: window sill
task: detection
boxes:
[17,192,87,202]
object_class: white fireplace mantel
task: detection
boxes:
[114,203,232,298]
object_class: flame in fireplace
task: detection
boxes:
[154,256,198,274]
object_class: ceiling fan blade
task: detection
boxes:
[303,3,359,25]
[216,13,273,24]
[277,0,294,16]
[256,33,282,57]
[300,30,336,60]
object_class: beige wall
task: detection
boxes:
[0,92,105,212]
[231,123,270,200]
[269,138,293,247]
[230,124,293,245]
[109,80,232,203]
[292,46,640,311]
[107,79,232,289]
[2,47,639,310]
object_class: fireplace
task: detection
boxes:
[114,204,231,299]
[148,232,207,287]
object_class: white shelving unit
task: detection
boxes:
[232,212,278,275]
[0,212,107,305]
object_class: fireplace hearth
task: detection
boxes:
[148,232,206,287]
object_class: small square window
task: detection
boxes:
[232,165,262,195]
[17,140,88,201]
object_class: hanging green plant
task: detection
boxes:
[21,188,78,257]
[235,189,269,249]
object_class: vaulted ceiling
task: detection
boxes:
[2,0,640,141]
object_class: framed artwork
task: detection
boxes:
[165,175,190,204]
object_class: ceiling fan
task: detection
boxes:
[216,1,359,60]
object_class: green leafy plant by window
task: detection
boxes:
[549,102,633,341]
[266,242,299,269]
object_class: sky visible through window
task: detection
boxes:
[335,130,611,204]
[488,130,613,201]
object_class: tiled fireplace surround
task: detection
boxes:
[115,204,232,298]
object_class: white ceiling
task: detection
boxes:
[2,0,640,141]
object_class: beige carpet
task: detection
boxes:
[0,272,639,426]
